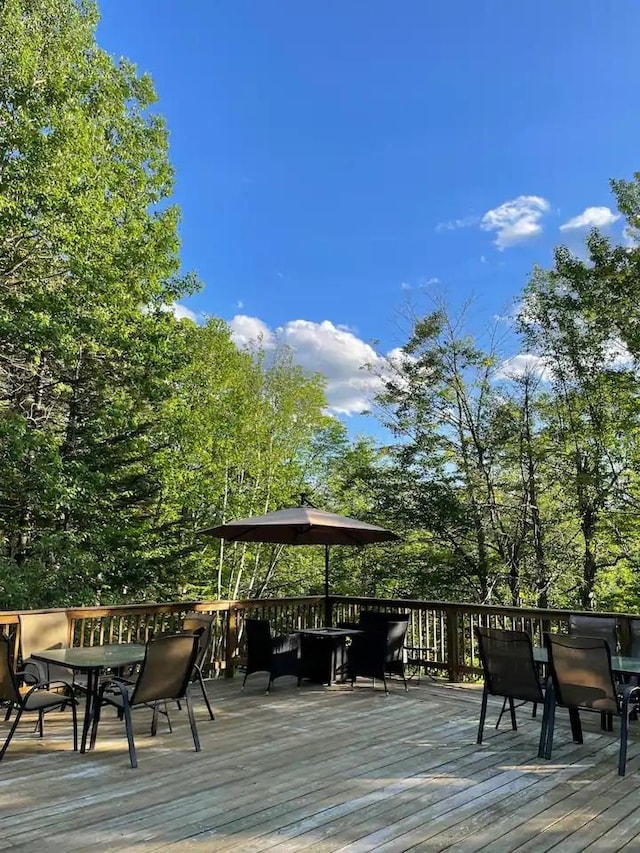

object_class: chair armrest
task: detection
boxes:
[16,670,39,685]
[273,633,300,654]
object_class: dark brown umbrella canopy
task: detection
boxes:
[200,504,399,626]
[199,505,399,547]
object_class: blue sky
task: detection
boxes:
[97,1,639,426]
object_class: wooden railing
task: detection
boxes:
[2,595,638,681]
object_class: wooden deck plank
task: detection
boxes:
[2,678,640,853]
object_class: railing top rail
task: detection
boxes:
[330,595,640,621]
[0,595,326,623]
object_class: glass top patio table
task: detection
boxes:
[30,643,146,671]
[533,645,640,677]
[30,643,146,753]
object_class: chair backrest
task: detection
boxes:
[545,633,618,714]
[384,615,410,663]
[182,612,215,670]
[19,612,70,661]
[131,634,200,707]
[568,614,618,654]
[475,626,543,703]
[628,618,640,657]
[244,618,273,670]
[0,636,20,705]
[359,611,393,632]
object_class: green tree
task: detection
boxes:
[0,0,196,606]
[519,201,640,609]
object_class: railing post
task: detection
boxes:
[225,606,238,679]
[325,596,333,628]
[446,606,461,682]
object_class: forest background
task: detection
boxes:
[2,0,640,613]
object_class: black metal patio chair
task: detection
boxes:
[0,635,78,761]
[181,612,216,720]
[474,626,546,746]
[89,633,201,769]
[538,633,640,776]
[568,614,618,653]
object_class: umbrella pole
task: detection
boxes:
[324,544,332,627]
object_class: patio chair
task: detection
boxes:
[19,612,72,684]
[241,618,300,693]
[0,635,78,761]
[90,633,201,769]
[356,611,410,690]
[474,626,546,747]
[538,633,640,776]
[348,614,409,693]
[626,618,640,657]
[568,614,618,653]
[180,612,216,720]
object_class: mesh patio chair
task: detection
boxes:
[181,612,216,720]
[241,618,300,693]
[89,633,201,769]
[627,618,640,657]
[538,633,640,776]
[474,626,546,746]
[19,612,73,684]
[568,614,618,653]
[0,635,77,761]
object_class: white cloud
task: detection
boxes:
[228,315,396,416]
[559,206,620,232]
[400,281,412,291]
[436,215,479,232]
[603,338,634,370]
[161,303,198,322]
[495,353,552,381]
[481,196,550,249]
[622,225,639,248]
[229,315,276,350]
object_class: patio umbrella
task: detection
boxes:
[198,504,399,626]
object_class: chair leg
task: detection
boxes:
[477,687,488,744]
[0,707,23,762]
[569,707,583,744]
[619,707,629,777]
[151,702,159,737]
[495,696,508,730]
[4,704,12,722]
[197,669,215,720]
[538,689,555,760]
[121,697,138,769]
[89,696,103,751]
[184,693,201,753]
[508,697,517,731]
[532,702,537,718]
[37,710,44,738]
[70,695,78,752]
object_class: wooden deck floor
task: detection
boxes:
[2,674,640,852]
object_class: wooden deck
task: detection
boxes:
[2,675,640,852]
